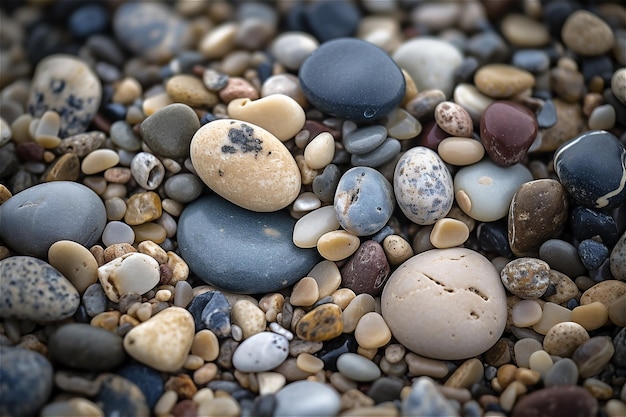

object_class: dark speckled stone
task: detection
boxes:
[177,195,320,294]
[117,363,164,409]
[0,256,80,321]
[187,290,231,337]
[340,240,390,296]
[95,374,149,417]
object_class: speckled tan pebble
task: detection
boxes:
[561,10,615,56]
[434,101,473,137]
[543,321,590,357]
[296,303,343,342]
[580,280,626,309]
[190,119,301,212]
[166,74,218,108]
[382,234,414,266]
[48,240,98,294]
[231,299,266,339]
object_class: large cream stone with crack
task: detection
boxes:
[381,248,507,360]
[190,119,301,212]
[123,306,194,372]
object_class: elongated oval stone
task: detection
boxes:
[190,119,301,212]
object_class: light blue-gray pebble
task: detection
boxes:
[312,164,341,203]
[232,331,289,373]
[102,221,135,247]
[350,138,401,168]
[164,173,204,203]
[274,380,341,417]
[82,283,109,317]
[343,124,387,155]
[110,120,142,151]
[544,358,579,387]
[512,49,550,73]
[402,376,459,417]
[336,352,381,382]
[334,166,394,236]
[394,146,454,225]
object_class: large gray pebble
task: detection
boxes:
[139,103,199,159]
[274,380,341,417]
[0,181,106,258]
[0,256,80,321]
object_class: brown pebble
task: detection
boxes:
[41,153,80,182]
[165,374,197,400]
[295,303,343,342]
[340,240,390,296]
[103,243,137,263]
[543,321,590,357]
[124,191,163,226]
[580,280,626,310]
[561,10,615,56]
[536,99,585,152]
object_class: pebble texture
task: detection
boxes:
[139,103,200,159]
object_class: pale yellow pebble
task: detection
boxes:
[501,13,550,48]
[142,92,173,116]
[514,367,541,385]
[34,110,61,148]
[191,329,220,362]
[437,137,485,166]
[290,277,320,307]
[342,293,376,333]
[259,293,284,322]
[499,380,527,412]
[192,387,215,404]
[136,303,153,322]
[544,270,579,305]
[571,302,609,331]
[162,199,184,217]
[382,234,414,266]
[166,251,189,284]
[231,299,266,339]
[257,372,286,395]
[91,310,121,332]
[608,294,626,326]
[429,218,470,248]
[580,280,626,309]
[183,354,205,370]
[354,312,392,349]
[193,364,219,386]
[40,398,104,417]
[404,352,450,378]
[307,260,342,298]
[532,302,572,335]
[304,132,335,169]
[227,94,305,142]
[10,114,33,143]
[317,230,360,261]
[444,358,484,388]
[197,396,240,417]
[497,364,519,389]
[136,241,167,264]
[113,77,143,105]
[293,206,341,248]
[543,321,590,357]
[474,64,535,99]
[357,346,378,360]
[155,289,172,302]
[331,288,356,310]
[296,352,325,373]
[528,349,553,377]
[295,154,319,185]
[606,399,626,417]
[81,149,120,175]
[384,107,422,139]
[132,222,167,244]
[199,22,238,59]
[511,299,543,328]
[154,390,178,416]
[48,240,98,294]
[166,74,218,108]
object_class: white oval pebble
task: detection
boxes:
[511,299,543,327]
[304,132,335,170]
[293,205,340,248]
[336,352,381,382]
[274,381,341,417]
[98,252,160,302]
[81,149,120,175]
[232,331,289,373]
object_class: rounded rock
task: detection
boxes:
[340,240,390,296]
[434,101,473,137]
[295,303,343,342]
[166,75,218,108]
[269,31,318,71]
[561,10,614,56]
[163,173,203,204]
[98,252,160,303]
[437,137,484,166]
[501,258,551,299]
[232,331,289,373]
[274,380,341,417]
[337,352,381,382]
[543,322,590,357]
[511,385,597,417]
[48,240,98,294]
[474,64,535,99]
[139,103,200,160]
[572,336,615,378]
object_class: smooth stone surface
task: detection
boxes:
[98,253,160,303]
[434,101,473,137]
[269,31,318,71]
[381,248,507,360]
[163,173,203,204]
[454,159,533,222]
[572,336,615,378]
[402,376,459,417]
[341,240,390,296]
[334,166,394,236]
[555,130,626,209]
[539,239,587,278]
[342,125,387,155]
[543,321,590,357]
[394,147,454,225]
[140,103,200,159]
[232,331,289,372]
[350,137,401,168]
[0,256,80,321]
[299,38,405,121]
[190,119,300,212]
[178,195,319,294]
[95,374,149,417]
[543,358,579,387]
[511,386,597,417]
[561,10,614,56]
[474,64,535,98]
[312,164,341,203]
[274,380,341,417]
[336,352,381,382]
[0,181,106,258]
[437,137,485,166]
[293,205,341,248]
[295,303,343,342]
[48,240,98,294]
[0,347,53,417]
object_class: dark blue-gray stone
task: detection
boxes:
[0,181,106,258]
[117,363,164,409]
[402,376,459,417]
[571,206,620,248]
[536,99,557,129]
[299,38,405,121]
[367,377,404,404]
[48,323,126,371]
[177,195,320,294]
[187,290,231,337]
[350,138,401,168]
[304,1,360,43]
[554,130,626,209]
[334,166,394,236]
[512,49,550,73]
[0,346,53,417]
[578,239,609,271]
[312,164,341,203]
[342,125,388,155]
[69,4,109,39]
[82,283,109,317]
[95,374,149,417]
[476,220,513,258]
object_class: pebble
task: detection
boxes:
[163,173,203,204]
[394,146,454,225]
[402,377,459,417]
[187,290,231,337]
[190,119,300,212]
[304,132,335,169]
[0,181,106,258]
[554,130,626,209]
[580,280,626,309]
[295,303,343,342]
[334,166,394,236]
[437,137,485,166]
[434,101,473,137]
[340,240,390,296]
[140,103,200,159]
[56,131,106,157]
[48,240,98,294]
[95,374,150,417]
[573,336,615,380]
[0,346,53,417]
[474,64,535,98]
[480,101,538,166]
[453,83,494,125]
[532,302,572,335]
[406,89,447,122]
[511,299,543,328]
[232,331,289,373]
[543,322,590,357]
[536,99,558,128]
[48,323,126,371]
[0,256,80,321]
[337,352,381,382]
[269,32,319,71]
[27,55,101,137]
[101,221,135,247]
[354,312,391,349]
[231,299,265,338]
[578,239,609,271]
[561,10,615,56]
[500,257,551,300]
[539,239,586,278]
[544,270,578,305]
[293,205,341,248]
[512,49,550,73]
[342,124,387,155]
[273,380,341,417]
[130,152,165,191]
[40,398,104,417]
[98,252,160,303]
[299,38,405,121]
[382,248,507,360]
[501,13,550,47]
[349,137,401,168]
[178,195,319,293]
[304,0,361,42]
[588,104,616,130]
[166,74,218,108]
[543,358,580,389]
[393,38,463,98]
[384,108,422,140]
[511,385,598,417]
[514,337,543,368]
[123,306,195,372]
[454,159,533,222]
[611,68,626,104]
[429,218,470,248]
[317,231,360,262]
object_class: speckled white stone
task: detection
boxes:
[232,331,289,373]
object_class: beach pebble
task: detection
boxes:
[27,55,101,137]
[48,240,98,294]
[429,218,469,249]
[350,137,401,168]
[130,152,165,191]
[453,83,494,125]
[561,10,614,56]
[480,101,538,166]
[572,336,614,378]
[611,68,626,105]
[0,256,80,321]
[501,258,550,299]
[342,125,387,155]
[437,137,484,166]
[123,306,195,372]
[187,290,231,337]
[340,240,390,296]
[337,352,381,382]
[274,380,341,417]
[334,166,394,236]
[402,377,459,417]
[543,322,590,357]
[98,252,160,303]
[293,205,341,248]
[40,398,104,417]
[434,101,473,137]
[578,239,609,271]
[140,103,200,159]
[232,331,289,373]
[543,358,579,387]
[511,385,597,417]
[190,119,300,212]
[381,248,507,360]
[166,74,218,108]
[0,181,106,258]
[394,146,454,225]
[295,303,343,342]
[354,311,391,350]
[474,64,534,98]
[384,108,422,140]
[588,104,616,131]
[101,221,135,247]
[393,38,463,98]
[304,132,335,169]
[611,231,626,280]
[290,277,320,306]
[0,347,53,417]
[501,13,550,48]
[317,231,360,262]
[539,239,586,278]
[554,130,626,209]
[178,195,319,294]
[299,38,405,121]
[95,374,150,417]
[269,31,318,71]
[511,300,543,327]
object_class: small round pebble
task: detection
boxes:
[561,10,614,56]
[336,352,381,382]
[48,240,98,294]
[140,103,200,159]
[164,173,203,204]
[232,331,289,373]
[501,258,550,299]
[437,137,484,166]
[543,321,590,357]
[434,101,473,137]
[274,380,341,417]
[543,358,579,387]
[474,64,535,98]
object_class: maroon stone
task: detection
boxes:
[480,101,538,166]
[340,240,390,296]
[511,386,598,417]
[16,142,45,162]
[415,120,449,151]
[172,399,198,417]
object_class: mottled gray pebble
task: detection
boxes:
[232,331,289,372]
[110,120,142,151]
[312,163,341,203]
[350,138,401,168]
[578,239,609,271]
[572,336,615,378]
[544,358,579,387]
[539,239,587,278]
[130,152,165,191]
[164,173,204,203]
[187,290,231,337]
[82,283,109,317]
[139,103,200,159]
[102,221,135,247]
[511,49,550,73]
[56,131,106,157]
[343,124,388,155]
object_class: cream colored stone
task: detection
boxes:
[293,206,341,248]
[113,77,143,105]
[511,299,542,328]
[571,302,609,331]
[199,22,238,59]
[543,321,590,357]
[331,288,356,310]
[142,92,173,116]
[190,119,301,212]
[81,149,119,175]
[354,312,392,349]
[382,234,414,266]
[501,13,550,48]
[444,358,484,388]
[123,306,195,372]
[48,240,98,294]
[257,372,286,396]
[98,252,160,302]
[192,329,220,362]
[231,299,266,339]
[343,294,377,334]
[166,74,218,108]
[532,302,572,335]
[304,132,335,169]
[34,110,61,148]
[317,230,360,261]
[290,277,320,307]
[296,353,324,373]
[227,94,305,142]
[580,280,626,309]
[437,137,485,166]
[528,349,553,377]
[474,64,535,99]
[137,240,168,264]
[429,218,470,248]
[306,260,342,298]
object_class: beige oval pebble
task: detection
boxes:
[293,205,340,248]
[41,398,104,417]
[227,94,305,142]
[113,77,143,105]
[444,358,484,388]
[296,352,324,373]
[382,234,414,266]
[429,218,470,248]
[290,277,320,307]
[354,312,391,349]
[123,306,195,372]
[434,101,473,137]
[474,64,535,99]
[231,299,266,339]
[543,321,590,357]
[142,92,173,116]
[405,352,449,378]
[511,299,543,328]
[35,110,61,148]
[437,137,485,166]
[81,149,120,175]
[304,132,335,169]
[257,372,286,395]
[571,302,609,331]
[190,119,301,212]
[166,74,218,108]
[501,13,550,48]
[532,302,572,335]
[199,22,238,59]
[331,288,356,310]
[191,329,220,362]
[307,260,342,298]
[580,280,626,309]
[343,293,376,334]
[561,10,615,56]
[98,252,160,302]
[48,240,98,294]
[317,230,360,261]
[528,349,553,377]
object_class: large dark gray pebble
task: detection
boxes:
[299,38,405,121]
[570,206,620,248]
[139,103,200,159]
[304,1,360,42]
[0,346,53,417]
[95,374,149,417]
[177,195,320,294]
[0,181,106,258]
[539,239,587,278]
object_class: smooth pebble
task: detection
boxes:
[232,331,289,373]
